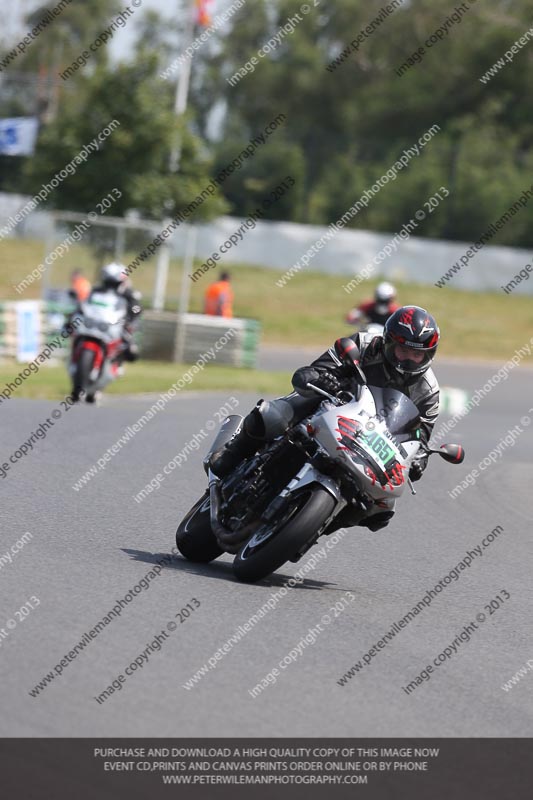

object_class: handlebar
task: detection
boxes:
[305,383,359,408]
[305,382,343,404]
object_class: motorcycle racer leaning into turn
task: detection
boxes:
[210,305,440,532]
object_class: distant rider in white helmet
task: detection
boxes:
[67,263,142,362]
[346,282,399,327]
[95,263,142,361]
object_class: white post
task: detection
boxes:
[115,226,125,261]
[174,223,197,362]
[153,234,171,311]
[169,0,196,173]
[41,213,57,298]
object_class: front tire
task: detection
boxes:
[176,492,224,563]
[74,348,96,398]
[232,487,336,583]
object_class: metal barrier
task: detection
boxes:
[0,301,261,367]
[140,312,261,366]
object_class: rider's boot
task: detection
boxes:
[359,510,395,531]
[122,341,139,362]
[209,418,262,478]
[209,399,294,478]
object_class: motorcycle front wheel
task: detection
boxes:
[232,486,336,583]
[73,347,96,398]
[176,492,224,563]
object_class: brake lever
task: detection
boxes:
[306,382,341,404]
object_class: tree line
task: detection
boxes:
[1,0,532,248]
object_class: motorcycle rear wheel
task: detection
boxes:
[232,486,335,583]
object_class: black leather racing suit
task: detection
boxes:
[291,331,439,529]
[292,332,440,455]
[242,332,439,530]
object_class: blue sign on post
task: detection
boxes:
[0,117,39,156]
[16,301,41,362]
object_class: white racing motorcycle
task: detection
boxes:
[68,291,129,403]
[176,339,464,582]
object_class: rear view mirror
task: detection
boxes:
[438,444,465,464]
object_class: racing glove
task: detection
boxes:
[292,367,343,398]
[316,370,344,395]
[409,454,428,482]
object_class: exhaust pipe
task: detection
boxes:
[208,470,249,554]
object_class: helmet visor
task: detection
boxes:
[384,340,436,375]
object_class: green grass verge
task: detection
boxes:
[0,361,292,401]
[2,236,533,362]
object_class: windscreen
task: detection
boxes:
[367,385,420,435]
[82,293,127,325]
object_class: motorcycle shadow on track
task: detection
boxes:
[122,548,342,592]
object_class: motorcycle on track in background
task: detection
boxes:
[67,291,129,403]
[359,322,384,337]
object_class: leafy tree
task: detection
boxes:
[189,0,533,245]
[23,55,228,220]
[0,0,122,191]
[5,0,533,246]
[20,0,122,76]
